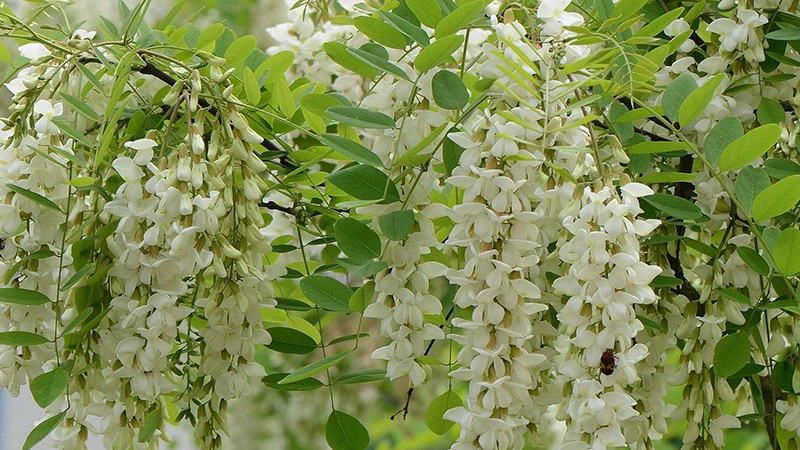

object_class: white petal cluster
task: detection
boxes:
[554,183,661,449]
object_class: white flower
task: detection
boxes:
[18,43,51,60]
[707,9,768,61]
[537,0,584,36]
[33,100,63,136]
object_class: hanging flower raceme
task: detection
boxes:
[554,183,662,450]
[0,24,278,449]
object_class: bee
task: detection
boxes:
[599,348,616,376]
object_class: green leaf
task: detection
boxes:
[59,93,100,122]
[52,118,95,148]
[323,42,379,79]
[325,106,395,129]
[641,193,702,219]
[300,94,343,117]
[0,331,49,346]
[22,411,66,450]
[75,63,106,95]
[0,288,51,306]
[764,158,800,179]
[718,124,782,172]
[704,116,743,166]
[717,288,752,306]
[138,407,161,443]
[635,172,695,184]
[737,247,770,276]
[735,166,771,216]
[262,50,296,85]
[263,373,323,391]
[713,332,750,378]
[751,174,800,221]
[661,73,697,122]
[334,369,386,385]
[224,35,258,64]
[432,70,469,110]
[335,218,381,262]
[326,410,369,450]
[349,281,375,313]
[633,8,684,38]
[378,10,430,46]
[406,0,442,28]
[637,314,663,330]
[766,27,800,40]
[7,183,63,213]
[626,141,688,155]
[650,275,682,288]
[319,134,383,167]
[414,34,464,73]
[60,307,94,336]
[31,368,69,408]
[757,97,786,124]
[243,67,261,105]
[678,73,724,126]
[774,228,800,275]
[354,16,408,49]
[434,0,484,38]
[379,210,415,241]
[425,390,462,435]
[300,276,353,312]
[266,327,318,354]
[346,47,410,80]
[327,165,401,203]
[280,351,352,385]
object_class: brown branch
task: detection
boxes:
[760,375,785,450]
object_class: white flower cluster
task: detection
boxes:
[553,184,662,450]
[0,33,277,448]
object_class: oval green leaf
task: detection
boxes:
[704,116,743,166]
[406,0,442,28]
[0,288,52,306]
[415,34,464,73]
[266,327,318,354]
[346,47,410,80]
[334,369,386,385]
[354,16,408,49]
[263,373,324,391]
[326,409,369,450]
[378,10,430,46]
[751,174,800,221]
[23,411,66,450]
[327,165,401,203]
[335,218,382,262]
[349,281,375,313]
[713,332,750,378]
[31,368,69,408]
[0,331,50,346]
[735,166,771,216]
[774,228,800,276]
[641,193,702,220]
[378,209,415,241]
[280,350,352,385]
[319,134,383,167]
[678,73,724,126]
[718,124,782,172]
[325,106,396,129]
[434,0,485,39]
[300,275,353,312]
[627,141,688,155]
[432,70,469,110]
[323,42,379,79]
[425,390,463,435]
[7,183,63,213]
